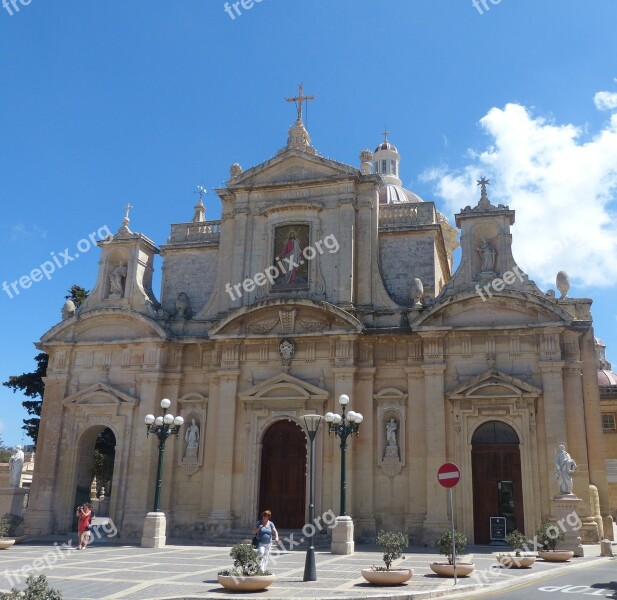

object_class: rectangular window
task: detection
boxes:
[391,159,396,175]
[381,159,387,173]
[602,413,616,431]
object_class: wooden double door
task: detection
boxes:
[472,443,524,544]
[259,420,307,529]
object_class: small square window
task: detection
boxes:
[602,413,616,431]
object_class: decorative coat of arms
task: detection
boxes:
[279,337,295,369]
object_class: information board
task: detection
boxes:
[490,516,507,541]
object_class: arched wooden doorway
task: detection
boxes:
[472,421,523,544]
[259,420,306,529]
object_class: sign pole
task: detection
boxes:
[449,487,457,585]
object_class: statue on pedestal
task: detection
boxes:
[184,419,200,460]
[477,239,496,273]
[8,445,24,488]
[109,263,127,297]
[554,444,577,495]
[386,418,398,447]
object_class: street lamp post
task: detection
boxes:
[302,414,323,582]
[141,399,184,548]
[325,394,363,516]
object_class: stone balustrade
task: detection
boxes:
[167,220,222,245]
[379,202,438,230]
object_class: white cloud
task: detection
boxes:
[594,91,617,111]
[10,224,48,241]
[422,101,617,288]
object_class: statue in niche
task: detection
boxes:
[109,263,127,297]
[184,418,200,460]
[554,444,577,495]
[477,239,496,272]
[8,445,25,487]
[386,418,398,447]
[174,292,193,320]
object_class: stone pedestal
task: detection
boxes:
[553,495,584,557]
[331,516,354,555]
[0,486,29,519]
[141,512,167,548]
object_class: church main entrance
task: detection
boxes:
[259,420,306,529]
[472,421,524,544]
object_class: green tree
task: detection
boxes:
[3,285,89,443]
[0,436,13,462]
[0,574,63,599]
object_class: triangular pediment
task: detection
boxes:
[210,298,362,338]
[228,150,357,188]
[449,369,541,399]
[62,382,140,406]
[239,372,329,408]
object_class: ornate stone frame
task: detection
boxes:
[374,388,408,476]
[177,392,208,477]
[239,373,328,526]
[448,370,541,543]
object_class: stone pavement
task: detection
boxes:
[0,538,611,600]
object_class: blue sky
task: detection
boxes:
[1,0,616,446]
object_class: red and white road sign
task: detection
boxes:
[437,463,460,488]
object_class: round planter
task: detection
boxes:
[218,574,275,591]
[0,538,16,550]
[429,562,475,577]
[495,554,535,568]
[538,550,574,562]
[361,568,413,585]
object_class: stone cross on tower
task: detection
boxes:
[477,177,491,208]
[285,82,315,123]
[382,127,389,142]
[192,185,207,223]
[118,203,133,235]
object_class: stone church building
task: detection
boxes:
[24,96,613,546]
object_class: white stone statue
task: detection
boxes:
[174,292,192,320]
[386,418,398,447]
[478,239,496,272]
[61,299,76,320]
[109,263,127,296]
[410,278,424,309]
[554,444,577,495]
[184,419,200,459]
[556,271,570,299]
[8,445,25,488]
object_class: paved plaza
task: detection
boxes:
[0,538,612,600]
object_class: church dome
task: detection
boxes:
[598,370,617,387]
[372,131,424,205]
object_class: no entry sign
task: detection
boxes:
[437,463,460,488]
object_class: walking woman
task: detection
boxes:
[76,503,93,550]
[252,510,279,572]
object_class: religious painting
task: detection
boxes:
[272,225,310,289]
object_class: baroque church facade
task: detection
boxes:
[24,96,613,546]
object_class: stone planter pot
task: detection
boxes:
[0,538,16,550]
[361,568,413,585]
[495,554,535,568]
[429,562,475,577]
[538,550,574,562]
[218,574,275,591]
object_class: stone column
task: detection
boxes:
[337,200,355,307]
[354,185,375,308]
[352,368,376,539]
[23,376,67,535]
[422,361,449,542]
[208,369,240,531]
[228,207,249,311]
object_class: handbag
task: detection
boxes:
[251,535,259,549]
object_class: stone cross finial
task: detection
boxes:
[118,203,133,235]
[382,127,389,142]
[285,82,315,123]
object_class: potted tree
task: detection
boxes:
[536,522,573,562]
[217,543,275,591]
[0,514,25,546]
[361,530,413,585]
[430,529,475,577]
[495,530,535,568]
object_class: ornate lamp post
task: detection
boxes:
[141,399,184,548]
[302,414,323,582]
[325,395,363,516]
[325,394,363,555]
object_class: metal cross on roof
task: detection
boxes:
[285,82,315,123]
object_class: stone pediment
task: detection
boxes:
[449,369,541,399]
[209,299,362,339]
[227,151,357,188]
[239,372,329,409]
[62,382,140,407]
